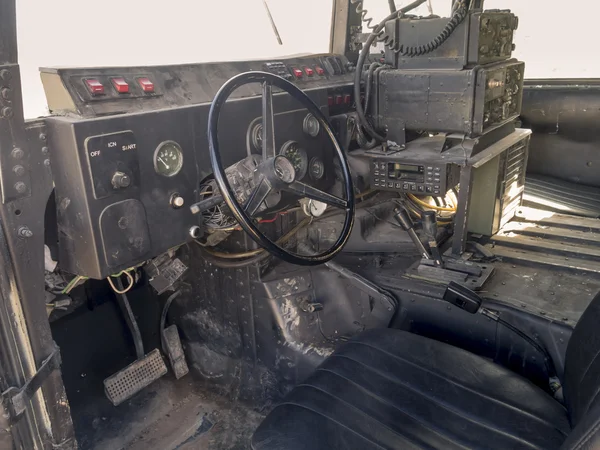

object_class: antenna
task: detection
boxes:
[262,0,283,46]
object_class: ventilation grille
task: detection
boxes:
[103,349,167,406]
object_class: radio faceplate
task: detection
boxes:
[371,160,459,195]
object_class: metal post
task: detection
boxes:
[452,165,475,256]
[0,0,76,447]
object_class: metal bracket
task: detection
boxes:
[2,346,61,420]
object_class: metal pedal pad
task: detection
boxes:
[103,348,167,406]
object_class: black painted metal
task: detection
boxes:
[522,80,600,188]
[0,1,76,447]
[208,71,355,266]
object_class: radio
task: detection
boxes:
[371,160,460,195]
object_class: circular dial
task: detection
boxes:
[303,113,321,137]
[154,141,184,177]
[280,141,308,179]
[309,157,325,180]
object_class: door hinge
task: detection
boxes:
[2,345,61,420]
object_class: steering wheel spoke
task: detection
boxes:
[244,178,273,217]
[285,181,348,209]
[262,81,276,160]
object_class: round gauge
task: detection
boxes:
[303,113,321,138]
[309,157,325,180]
[280,141,308,179]
[154,141,184,177]
[251,122,263,150]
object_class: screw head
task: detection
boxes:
[1,107,13,118]
[11,148,24,160]
[18,227,33,238]
[0,69,11,82]
[44,159,50,167]
[1,88,11,100]
[14,182,27,194]
[39,133,47,142]
[41,146,49,155]
[12,165,25,176]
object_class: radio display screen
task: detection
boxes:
[393,163,420,173]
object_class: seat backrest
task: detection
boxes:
[561,292,600,449]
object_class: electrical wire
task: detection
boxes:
[62,275,88,294]
[107,270,135,294]
[407,193,457,212]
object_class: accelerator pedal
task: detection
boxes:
[104,348,167,406]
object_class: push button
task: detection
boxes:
[292,68,303,79]
[315,66,325,76]
[137,77,155,93]
[84,79,104,96]
[304,67,314,77]
[111,77,129,94]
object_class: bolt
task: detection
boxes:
[41,146,49,155]
[0,69,11,82]
[39,133,47,142]
[14,182,26,194]
[1,88,11,100]
[11,148,24,160]
[12,165,25,176]
[18,227,33,238]
[1,107,13,118]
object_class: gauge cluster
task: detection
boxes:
[46,64,339,280]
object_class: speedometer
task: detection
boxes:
[154,141,184,177]
[280,141,308,180]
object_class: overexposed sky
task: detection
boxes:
[16,0,600,118]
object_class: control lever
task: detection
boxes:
[190,194,224,215]
[393,208,431,260]
[422,211,444,267]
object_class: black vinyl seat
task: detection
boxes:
[252,293,600,450]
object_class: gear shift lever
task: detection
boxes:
[422,211,444,267]
[393,208,431,260]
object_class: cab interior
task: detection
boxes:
[2,0,600,449]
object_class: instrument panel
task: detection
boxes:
[44,55,354,279]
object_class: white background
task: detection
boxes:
[16,0,597,118]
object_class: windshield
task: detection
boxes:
[18,0,333,118]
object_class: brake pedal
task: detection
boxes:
[104,349,167,406]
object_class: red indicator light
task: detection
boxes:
[335,95,343,105]
[111,77,129,94]
[137,77,155,93]
[304,67,314,77]
[84,79,104,96]
[315,66,325,76]
[328,96,334,107]
[344,94,352,104]
[292,68,303,79]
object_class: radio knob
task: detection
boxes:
[111,171,131,189]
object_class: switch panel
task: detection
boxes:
[85,131,140,200]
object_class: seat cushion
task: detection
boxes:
[252,329,571,450]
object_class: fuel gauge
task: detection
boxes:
[154,141,184,177]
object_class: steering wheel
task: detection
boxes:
[207,71,355,266]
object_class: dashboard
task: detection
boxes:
[43,54,356,279]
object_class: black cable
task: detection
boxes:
[160,291,181,353]
[354,0,428,142]
[356,62,382,150]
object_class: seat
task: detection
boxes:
[252,293,600,450]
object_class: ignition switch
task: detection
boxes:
[111,171,131,189]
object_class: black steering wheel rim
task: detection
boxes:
[207,71,355,266]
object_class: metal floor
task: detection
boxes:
[481,206,600,323]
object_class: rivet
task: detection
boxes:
[1,107,13,118]
[39,133,47,142]
[14,182,26,194]
[12,165,25,176]
[44,159,50,166]
[1,88,11,100]
[41,146,49,155]
[11,148,23,160]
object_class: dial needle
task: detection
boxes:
[159,157,170,170]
